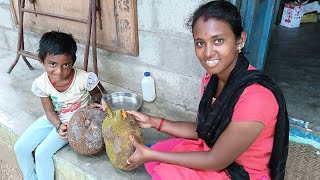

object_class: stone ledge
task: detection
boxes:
[0,47,197,179]
[0,111,171,179]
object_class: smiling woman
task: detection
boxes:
[193,18,245,75]
[121,1,289,180]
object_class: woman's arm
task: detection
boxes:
[126,121,264,171]
[150,116,198,140]
[127,110,198,140]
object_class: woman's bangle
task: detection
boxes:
[56,122,63,132]
[157,118,165,131]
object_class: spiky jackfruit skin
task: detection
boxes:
[102,110,144,171]
[68,106,106,155]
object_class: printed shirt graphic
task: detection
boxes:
[31,68,99,122]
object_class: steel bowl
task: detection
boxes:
[104,92,142,111]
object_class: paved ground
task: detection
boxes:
[0,160,22,180]
[264,23,320,126]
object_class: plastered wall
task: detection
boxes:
[0,0,213,111]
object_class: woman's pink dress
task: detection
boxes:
[145,67,278,180]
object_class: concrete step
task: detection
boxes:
[0,96,192,180]
[0,48,197,179]
[0,88,195,180]
[0,117,150,180]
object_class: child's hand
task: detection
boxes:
[59,122,69,140]
[125,135,151,171]
[90,97,101,105]
[91,102,102,109]
[91,98,108,111]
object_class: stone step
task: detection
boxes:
[0,102,188,180]
[0,48,197,179]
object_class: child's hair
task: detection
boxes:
[187,0,243,39]
[38,31,77,64]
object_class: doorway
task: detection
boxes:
[264,22,320,127]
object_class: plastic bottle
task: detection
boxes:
[141,72,156,102]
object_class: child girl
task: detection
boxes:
[14,31,102,180]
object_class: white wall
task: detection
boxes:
[0,0,211,111]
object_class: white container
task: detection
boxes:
[141,72,156,102]
[280,3,303,28]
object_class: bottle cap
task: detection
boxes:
[144,72,150,77]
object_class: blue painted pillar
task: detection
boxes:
[230,0,280,70]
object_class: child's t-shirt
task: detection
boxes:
[31,68,99,122]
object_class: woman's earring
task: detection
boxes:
[238,46,242,53]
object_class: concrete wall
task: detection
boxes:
[0,0,211,111]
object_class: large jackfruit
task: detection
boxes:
[102,100,144,171]
[68,106,106,155]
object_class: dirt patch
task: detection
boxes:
[285,142,320,180]
[0,160,22,180]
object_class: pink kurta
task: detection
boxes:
[145,66,278,180]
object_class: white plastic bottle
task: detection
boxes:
[141,72,156,102]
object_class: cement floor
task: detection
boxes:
[264,22,320,126]
[0,160,22,180]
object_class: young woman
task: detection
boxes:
[14,31,102,180]
[97,1,289,180]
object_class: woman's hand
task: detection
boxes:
[125,135,152,171]
[126,110,155,129]
[59,122,69,140]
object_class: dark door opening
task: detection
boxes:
[264,22,320,127]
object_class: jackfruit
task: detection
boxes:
[102,99,144,171]
[68,106,106,155]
